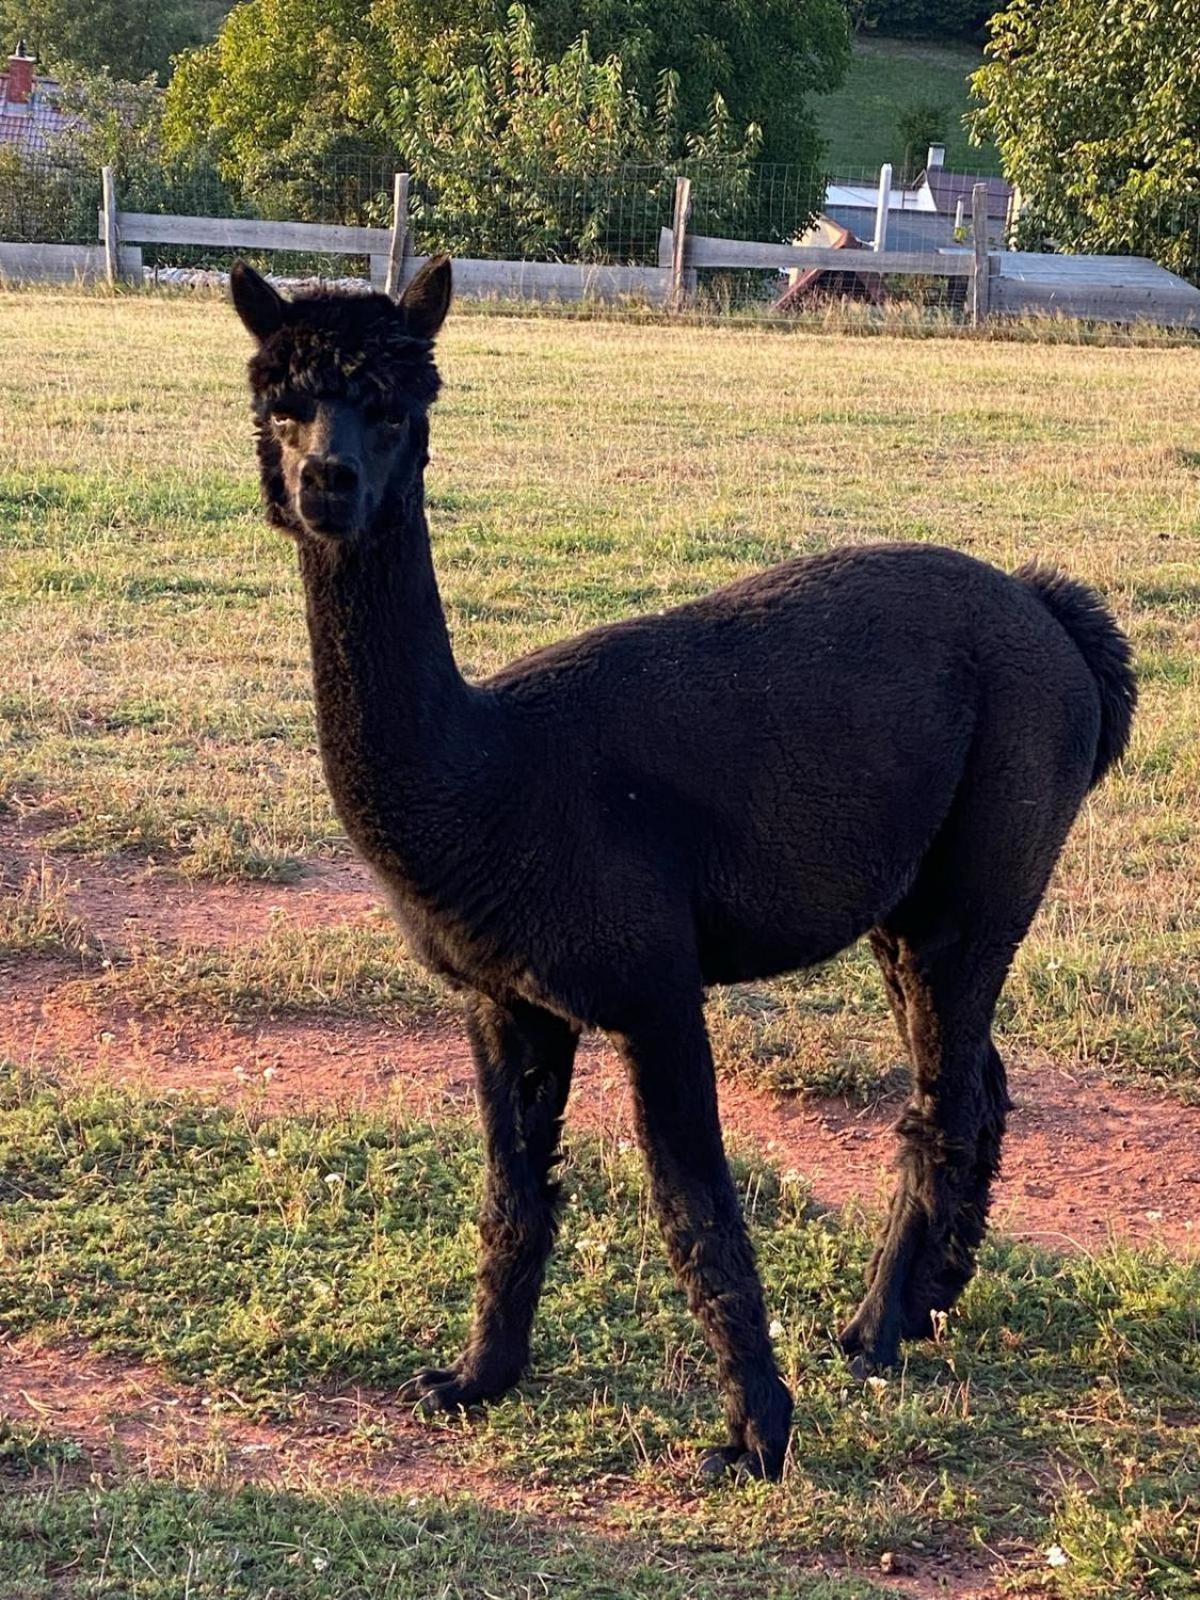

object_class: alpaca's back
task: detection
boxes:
[477,543,1108,999]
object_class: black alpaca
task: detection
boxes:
[230,258,1135,1480]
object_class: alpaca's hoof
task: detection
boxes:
[838,1312,900,1375]
[399,1365,475,1414]
[399,1361,517,1415]
[697,1442,784,1483]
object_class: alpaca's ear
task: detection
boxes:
[398,254,452,340]
[230,260,286,344]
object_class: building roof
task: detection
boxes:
[922,169,1013,222]
[0,69,75,152]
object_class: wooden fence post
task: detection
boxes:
[872,162,892,254]
[384,172,410,299]
[101,165,119,285]
[670,175,692,308]
[970,181,990,327]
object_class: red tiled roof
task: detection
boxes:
[0,72,75,150]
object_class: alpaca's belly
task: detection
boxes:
[695,893,890,987]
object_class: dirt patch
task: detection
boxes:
[3,958,1197,1259]
[0,1337,1011,1600]
[0,818,377,948]
[1,820,1197,1258]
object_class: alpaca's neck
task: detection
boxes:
[298,499,473,879]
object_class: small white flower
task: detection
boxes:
[768,1319,784,1340]
[617,1139,632,1154]
[866,1375,889,1397]
[1046,1545,1070,1568]
[312,1555,329,1572]
[262,1066,277,1083]
[324,1172,345,1186]
[780,1169,803,1189]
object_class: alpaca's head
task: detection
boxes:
[231,256,452,546]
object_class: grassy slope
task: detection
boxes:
[1,1071,1198,1597]
[0,290,1197,1101]
[814,36,1000,177]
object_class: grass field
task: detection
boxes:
[814,36,1001,176]
[2,1072,1198,1597]
[1,287,1199,1597]
[1,289,1197,1103]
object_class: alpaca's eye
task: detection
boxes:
[270,399,312,427]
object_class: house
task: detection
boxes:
[822,146,1015,253]
[0,43,74,152]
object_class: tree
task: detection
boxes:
[388,7,762,257]
[165,0,848,187]
[529,0,849,168]
[169,6,767,252]
[0,0,207,82]
[897,99,947,180]
[971,0,1200,278]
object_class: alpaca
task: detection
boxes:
[230,257,1136,1480]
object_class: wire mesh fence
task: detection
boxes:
[3,142,1199,321]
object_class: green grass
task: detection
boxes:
[0,1484,897,1600]
[1,1068,1197,1596]
[814,36,1001,176]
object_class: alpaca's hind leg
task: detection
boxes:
[402,993,578,1413]
[840,932,1013,1370]
[615,999,793,1479]
[845,708,1091,1371]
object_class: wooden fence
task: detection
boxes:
[3,167,1198,327]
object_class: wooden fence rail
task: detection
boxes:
[658,227,975,278]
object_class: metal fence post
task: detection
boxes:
[101,165,120,284]
[384,172,410,299]
[670,175,692,309]
[970,181,991,327]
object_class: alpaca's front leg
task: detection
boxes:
[401,994,578,1413]
[615,998,793,1480]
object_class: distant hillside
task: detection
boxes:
[814,35,1002,177]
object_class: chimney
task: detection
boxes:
[6,40,34,108]
[926,144,946,171]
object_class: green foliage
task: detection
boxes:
[390,9,762,258]
[0,143,91,242]
[164,0,846,248]
[895,97,947,178]
[971,0,1200,281]
[166,4,783,255]
[851,0,990,41]
[0,0,208,82]
[0,65,240,247]
[529,0,849,169]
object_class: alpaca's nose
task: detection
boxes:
[300,453,360,497]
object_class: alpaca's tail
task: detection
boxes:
[1017,563,1136,787]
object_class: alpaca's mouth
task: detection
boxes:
[297,488,360,540]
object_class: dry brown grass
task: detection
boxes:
[0,287,1196,1096]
